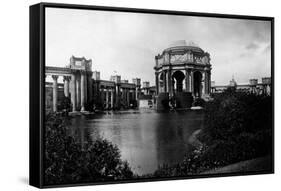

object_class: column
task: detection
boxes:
[100,88,104,108]
[136,85,139,100]
[167,69,172,96]
[124,88,127,105]
[185,69,190,92]
[190,71,194,96]
[163,71,167,92]
[84,73,88,104]
[111,88,114,109]
[121,88,124,105]
[63,76,70,97]
[202,72,205,96]
[116,85,120,108]
[71,74,76,111]
[88,73,93,103]
[52,75,58,112]
[127,89,130,107]
[132,89,135,100]
[76,77,81,108]
[81,72,86,111]
[155,72,159,95]
[205,71,210,95]
[105,88,109,109]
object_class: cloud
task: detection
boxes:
[263,43,271,53]
[46,8,271,85]
[245,42,259,50]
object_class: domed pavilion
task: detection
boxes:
[154,40,212,109]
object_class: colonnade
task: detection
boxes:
[156,69,211,98]
[48,75,139,112]
[71,71,89,112]
[48,71,90,112]
[100,87,114,109]
[100,86,136,109]
[121,88,132,107]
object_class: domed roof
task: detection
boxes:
[164,40,204,53]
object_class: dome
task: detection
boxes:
[164,40,203,53]
[169,40,188,47]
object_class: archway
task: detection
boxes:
[193,71,202,97]
[172,70,185,92]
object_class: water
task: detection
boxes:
[69,109,204,175]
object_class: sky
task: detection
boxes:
[46,8,271,85]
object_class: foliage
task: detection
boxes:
[151,90,272,177]
[85,99,94,112]
[161,99,170,110]
[44,113,133,185]
[57,96,71,113]
[193,98,205,107]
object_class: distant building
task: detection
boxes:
[211,77,271,96]
[139,82,157,109]
[229,75,237,87]
[45,56,142,112]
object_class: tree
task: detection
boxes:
[44,113,133,185]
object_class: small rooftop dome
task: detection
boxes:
[164,40,203,53]
[169,40,199,48]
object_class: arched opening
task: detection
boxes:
[193,71,202,97]
[172,70,185,93]
[159,72,164,93]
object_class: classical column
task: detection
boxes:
[71,74,77,111]
[209,72,211,94]
[205,71,210,95]
[76,77,81,108]
[127,89,130,107]
[115,85,120,108]
[88,73,93,103]
[80,72,86,111]
[163,71,167,92]
[155,72,159,95]
[84,73,88,104]
[132,89,135,101]
[190,71,194,96]
[63,76,70,97]
[52,75,58,112]
[167,69,172,96]
[105,88,109,109]
[185,69,190,92]
[111,88,114,109]
[100,88,104,108]
[135,86,139,100]
[202,72,206,96]
[123,88,126,105]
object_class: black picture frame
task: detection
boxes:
[30,2,274,188]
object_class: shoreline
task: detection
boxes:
[188,129,203,149]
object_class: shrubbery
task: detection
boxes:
[44,113,133,185]
[198,89,272,163]
[193,98,205,107]
[152,89,272,177]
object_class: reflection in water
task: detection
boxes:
[69,109,204,175]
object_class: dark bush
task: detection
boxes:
[161,99,170,110]
[44,113,133,185]
[193,98,206,107]
[85,99,94,112]
[151,90,272,177]
[198,91,272,168]
[57,96,71,113]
